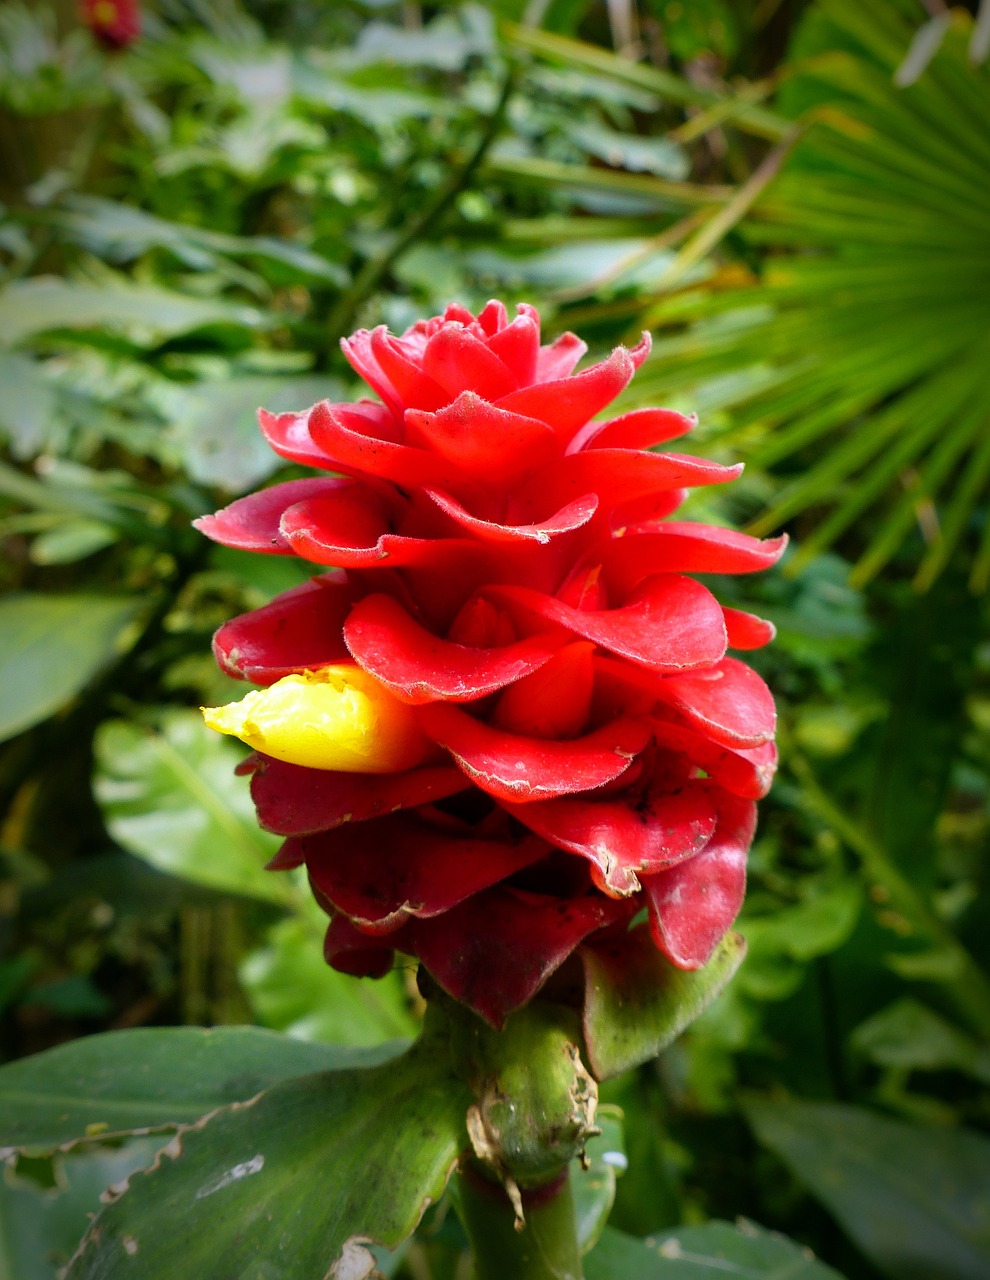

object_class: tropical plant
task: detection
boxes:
[628,0,990,590]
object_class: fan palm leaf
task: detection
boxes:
[629,0,990,590]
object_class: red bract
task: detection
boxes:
[80,0,141,49]
[198,301,783,1027]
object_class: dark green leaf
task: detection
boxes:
[851,999,990,1082]
[585,1221,844,1278]
[745,1098,990,1280]
[0,1026,405,1154]
[66,1041,470,1280]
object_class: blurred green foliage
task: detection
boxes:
[1,1,989,1277]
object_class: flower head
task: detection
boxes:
[198,301,784,1027]
[80,0,141,49]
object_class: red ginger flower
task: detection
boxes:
[198,301,784,1028]
[80,0,141,49]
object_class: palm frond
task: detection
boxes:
[629,0,990,590]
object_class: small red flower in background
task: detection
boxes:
[80,0,140,50]
[199,302,784,1027]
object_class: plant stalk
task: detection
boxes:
[456,1163,584,1280]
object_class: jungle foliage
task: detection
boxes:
[1,2,988,1278]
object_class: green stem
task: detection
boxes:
[456,1164,584,1280]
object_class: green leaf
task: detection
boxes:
[0,1026,405,1154]
[0,594,142,743]
[0,1140,165,1280]
[241,910,419,1046]
[585,1221,844,1278]
[66,1040,470,1280]
[93,711,286,904]
[582,926,746,1080]
[739,882,864,999]
[573,1106,626,1255]
[0,352,57,458]
[568,122,689,179]
[49,196,345,286]
[29,519,117,564]
[745,1098,990,1280]
[166,374,340,491]
[851,998,990,1082]
[0,277,269,348]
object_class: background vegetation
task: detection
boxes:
[1,1,988,1276]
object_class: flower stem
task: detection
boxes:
[456,1163,584,1280]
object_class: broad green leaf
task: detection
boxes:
[746,1098,990,1280]
[49,195,345,285]
[167,374,340,491]
[0,1026,405,1154]
[0,352,57,458]
[0,594,142,743]
[585,1221,844,1278]
[346,12,492,70]
[93,711,286,904]
[0,1140,165,1280]
[0,277,269,348]
[29,520,118,564]
[582,926,746,1080]
[66,1039,470,1280]
[461,238,688,295]
[573,1106,626,1255]
[241,911,419,1046]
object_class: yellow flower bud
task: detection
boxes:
[202,665,429,773]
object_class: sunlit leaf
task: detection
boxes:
[241,909,419,1046]
[0,277,270,348]
[0,594,142,743]
[93,711,286,904]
